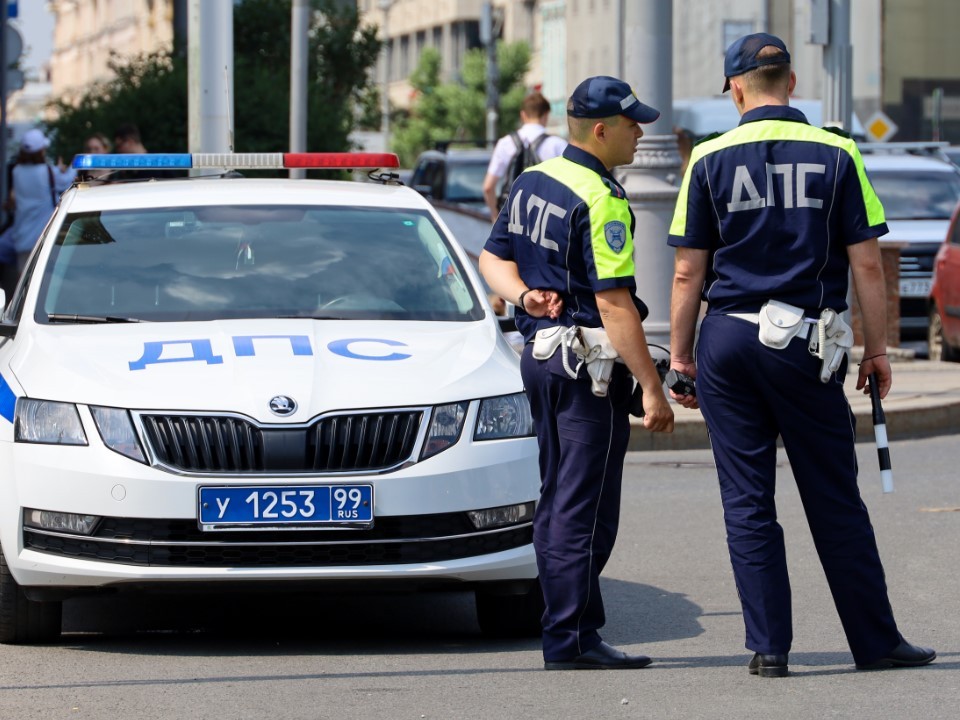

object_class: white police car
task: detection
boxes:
[0,152,541,643]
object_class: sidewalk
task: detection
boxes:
[628,351,960,451]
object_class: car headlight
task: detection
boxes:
[421,401,468,459]
[90,406,147,463]
[474,392,534,440]
[14,399,88,445]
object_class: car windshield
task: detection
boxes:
[445,161,488,203]
[37,205,483,323]
[870,170,960,220]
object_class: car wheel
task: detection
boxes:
[0,548,62,644]
[475,579,544,638]
[928,307,960,362]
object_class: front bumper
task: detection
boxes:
[0,429,540,591]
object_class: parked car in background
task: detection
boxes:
[928,200,960,361]
[673,97,867,142]
[408,146,501,285]
[409,146,496,218]
[860,145,960,340]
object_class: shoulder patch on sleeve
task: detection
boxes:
[603,220,628,253]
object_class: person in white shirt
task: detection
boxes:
[482,91,568,219]
[4,129,76,272]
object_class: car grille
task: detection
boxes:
[23,514,533,568]
[898,242,940,280]
[139,410,424,473]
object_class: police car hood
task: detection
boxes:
[8,320,520,421]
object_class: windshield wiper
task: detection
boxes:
[47,313,144,324]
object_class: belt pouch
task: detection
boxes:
[758,300,805,349]
[532,326,566,360]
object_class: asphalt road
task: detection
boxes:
[0,435,956,720]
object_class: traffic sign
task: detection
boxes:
[4,24,22,64]
[865,110,898,143]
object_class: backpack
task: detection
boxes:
[497,131,550,211]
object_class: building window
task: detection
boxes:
[400,34,410,77]
[722,20,754,53]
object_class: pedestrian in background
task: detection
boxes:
[480,75,673,671]
[3,129,75,275]
[482,91,568,219]
[667,32,935,677]
[77,132,112,182]
[113,123,148,155]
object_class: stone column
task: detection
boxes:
[617,0,681,349]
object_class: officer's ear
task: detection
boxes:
[787,71,797,96]
[729,80,746,112]
[592,120,607,142]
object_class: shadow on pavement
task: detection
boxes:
[56,577,705,657]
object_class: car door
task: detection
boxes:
[938,210,960,345]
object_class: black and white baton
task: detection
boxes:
[868,371,894,493]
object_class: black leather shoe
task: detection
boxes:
[544,641,652,670]
[856,639,936,670]
[748,652,789,678]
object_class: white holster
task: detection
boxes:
[532,325,621,396]
[811,308,854,383]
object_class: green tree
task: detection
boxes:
[392,40,531,167]
[45,0,381,166]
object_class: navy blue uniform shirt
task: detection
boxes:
[668,105,888,315]
[484,145,648,343]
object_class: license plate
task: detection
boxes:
[899,278,932,298]
[198,484,373,530]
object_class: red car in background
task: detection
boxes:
[929,201,960,361]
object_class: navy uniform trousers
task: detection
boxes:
[520,343,634,662]
[696,314,902,665]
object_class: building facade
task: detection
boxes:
[36,0,960,144]
[48,0,176,106]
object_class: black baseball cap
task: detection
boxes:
[567,76,660,124]
[722,32,791,92]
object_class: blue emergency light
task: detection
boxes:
[72,152,401,171]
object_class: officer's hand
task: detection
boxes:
[669,361,699,410]
[523,289,564,320]
[642,389,674,433]
[856,353,892,399]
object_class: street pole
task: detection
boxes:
[188,0,234,174]
[289,0,309,179]
[618,0,680,349]
[822,0,853,131]
[1,0,9,230]
[379,0,393,151]
[481,1,499,146]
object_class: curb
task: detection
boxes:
[628,400,960,453]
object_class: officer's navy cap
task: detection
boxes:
[722,32,791,93]
[567,76,660,124]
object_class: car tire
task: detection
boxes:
[0,548,62,644]
[475,579,544,638]
[928,307,960,362]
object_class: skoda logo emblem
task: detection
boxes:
[269,395,297,416]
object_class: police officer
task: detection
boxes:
[480,76,674,670]
[668,33,935,677]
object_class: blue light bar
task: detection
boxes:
[73,154,193,170]
[71,153,400,171]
